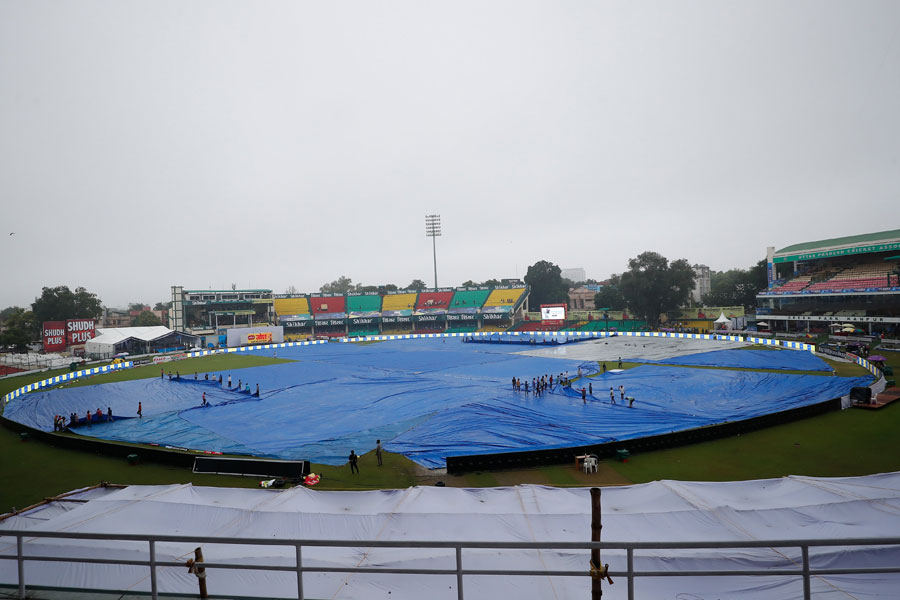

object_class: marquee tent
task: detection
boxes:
[84,327,199,357]
[1,473,899,599]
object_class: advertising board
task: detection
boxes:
[246,332,273,344]
[42,321,67,352]
[66,319,96,345]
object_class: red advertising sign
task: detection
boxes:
[42,321,67,352]
[66,319,96,345]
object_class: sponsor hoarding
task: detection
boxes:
[246,332,273,344]
[66,319,95,345]
[42,321,67,352]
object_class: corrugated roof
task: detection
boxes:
[775,229,900,255]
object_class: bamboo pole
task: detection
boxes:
[590,487,612,599]
[186,547,208,598]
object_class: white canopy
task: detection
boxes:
[714,312,731,324]
[85,326,174,355]
[2,473,899,599]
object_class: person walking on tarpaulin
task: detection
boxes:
[376,440,383,466]
[348,450,360,474]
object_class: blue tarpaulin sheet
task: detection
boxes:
[628,348,833,371]
[5,339,870,468]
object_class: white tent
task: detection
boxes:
[2,473,899,599]
[715,312,732,329]
[84,326,175,356]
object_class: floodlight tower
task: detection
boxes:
[425,214,441,289]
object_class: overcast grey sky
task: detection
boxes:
[2,1,899,309]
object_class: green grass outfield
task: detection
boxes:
[1,347,898,514]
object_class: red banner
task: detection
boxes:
[42,321,67,352]
[66,319,96,345]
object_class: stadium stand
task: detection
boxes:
[309,296,346,315]
[273,297,310,316]
[382,293,418,313]
[758,229,900,336]
[416,291,454,311]
[449,289,490,309]
[347,294,382,314]
[483,288,526,308]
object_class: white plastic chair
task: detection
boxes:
[583,457,598,473]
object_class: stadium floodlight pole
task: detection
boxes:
[425,214,441,289]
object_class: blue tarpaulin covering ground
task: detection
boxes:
[627,348,833,371]
[5,339,871,468]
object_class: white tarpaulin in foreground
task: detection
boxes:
[2,473,899,599]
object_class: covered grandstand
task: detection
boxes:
[168,287,274,347]
[267,286,530,337]
[758,229,900,336]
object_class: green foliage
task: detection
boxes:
[0,307,35,349]
[593,275,627,310]
[320,276,354,294]
[524,260,568,307]
[618,252,695,327]
[153,301,172,311]
[481,278,501,288]
[703,259,767,309]
[407,279,427,291]
[131,311,163,327]
[31,286,103,324]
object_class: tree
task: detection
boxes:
[153,301,172,311]
[460,280,478,287]
[524,261,568,307]
[320,276,354,294]
[284,286,299,296]
[128,302,148,312]
[481,278,501,288]
[0,307,35,350]
[703,259,767,309]
[0,306,21,323]
[131,311,163,327]
[382,284,398,293]
[593,275,627,311]
[407,279,427,291]
[31,286,103,324]
[618,252,695,327]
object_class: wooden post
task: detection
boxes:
[590,487,612,599]
[186,547,208,598]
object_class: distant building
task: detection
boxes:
[568,284,604,310]
[101,308,132,329]
[692,264,711,304]
[561,268,586,283]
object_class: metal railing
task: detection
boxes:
[1,530,898,599]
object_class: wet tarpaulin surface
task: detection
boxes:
[627,347,833,371]
[5,338,871,468]
[3,474,900,599]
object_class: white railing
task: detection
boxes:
[1,530,898,600]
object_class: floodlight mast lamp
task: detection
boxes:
[425,214,441,289]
